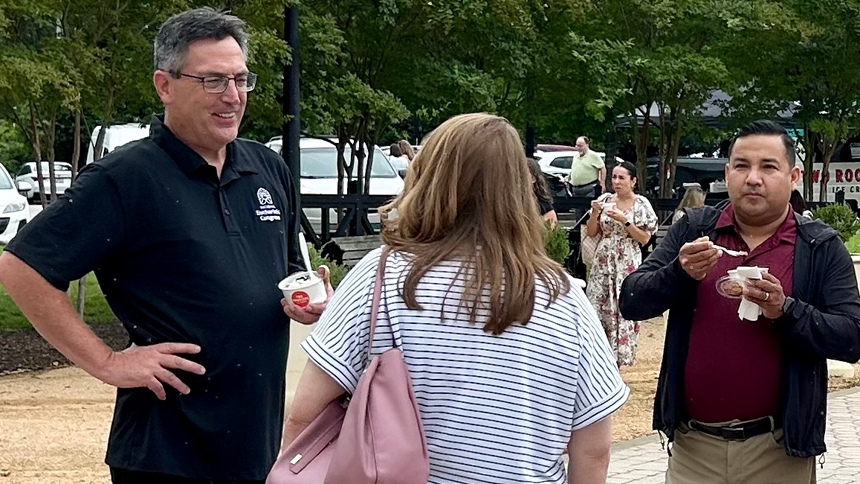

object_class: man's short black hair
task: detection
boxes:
[727,120,796,167]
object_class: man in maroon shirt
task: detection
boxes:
[620,120,860,484]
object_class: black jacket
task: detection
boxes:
[619,204,860,457]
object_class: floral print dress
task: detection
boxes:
[586,193,658,367]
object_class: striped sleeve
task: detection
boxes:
[569,286,630,430]
[300,249,382,393]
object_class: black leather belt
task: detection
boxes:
[571,180,599,189]
[689,416,776,441]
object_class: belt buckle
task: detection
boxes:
[719,425,747,441]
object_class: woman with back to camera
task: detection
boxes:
[586,161,657,367]
[672,185,706,224]
[398,139,416,163]
[527,157,558,226]
[283,113,628,484]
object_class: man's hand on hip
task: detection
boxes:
[678,236,721,280]
[99,342,206,400]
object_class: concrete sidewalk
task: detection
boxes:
[606,387,860,484]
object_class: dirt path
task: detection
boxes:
[0,368,113,484]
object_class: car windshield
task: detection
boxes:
[0,168,13,190]
[301,147,397,178]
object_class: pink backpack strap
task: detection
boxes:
[367,248,390,356]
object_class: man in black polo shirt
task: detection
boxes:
[0,8,331,484]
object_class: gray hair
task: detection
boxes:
[153,7,249,74]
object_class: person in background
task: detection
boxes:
[585,161,658,367]
[0,8,331,483]
[620,120,860,484]
[673,185,706,224]
[398,139,416,163]
[790,189,813,219]
[388,142,408,173]
[284,113,628,484]
[527,157,558,225]
[568,136,606,197]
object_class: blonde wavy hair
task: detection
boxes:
[380,113,570,335]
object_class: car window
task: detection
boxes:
[550,156,574,169]
[40,162,71,172]
[301,147,397,178]
[0,168,14,190]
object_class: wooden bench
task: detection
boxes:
[320,234,383,267]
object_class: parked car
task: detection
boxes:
[15,162,74,202]
[0,164,32,244]
[265,136,404,195]
[265,136,405,231]
[85,123,150,165]
[534,150,627,177]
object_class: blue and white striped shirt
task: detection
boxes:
[303,248,628,484]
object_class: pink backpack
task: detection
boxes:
[267,252,430,484]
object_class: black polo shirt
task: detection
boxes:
[6,116,304,480]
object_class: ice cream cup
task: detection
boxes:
[278,272,326,308]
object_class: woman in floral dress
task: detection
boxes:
[585,161,657,367]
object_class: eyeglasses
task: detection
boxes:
[174,72,258,94]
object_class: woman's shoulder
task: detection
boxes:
[634,194,652,204]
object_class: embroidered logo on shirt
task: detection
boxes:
[255,187,281,222]
[257,187,274,205]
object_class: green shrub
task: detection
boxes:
[846,233,860,255]
[0,273,116,331]
[812,203,860,242]
[544,224,571,265]
[308,244,350,288]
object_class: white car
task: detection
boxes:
[534,150,626,177]
[265,136,405,231]
[86,123,150,165]
[265,136,404,196]
[0,164,32,244]
[15,162,74,202]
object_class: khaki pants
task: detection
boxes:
[666,422,816,484]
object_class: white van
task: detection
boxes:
[85,123,150,165]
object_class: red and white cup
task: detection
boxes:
[278,272,327,308]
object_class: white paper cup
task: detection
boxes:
[278,272,326,308]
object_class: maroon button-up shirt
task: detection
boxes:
[684,205,796,423]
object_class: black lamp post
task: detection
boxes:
[283,5,300,192]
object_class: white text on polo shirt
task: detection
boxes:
[256,187,282,222]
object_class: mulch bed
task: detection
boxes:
[0,322,129,376]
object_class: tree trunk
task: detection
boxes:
[666,113,684,198]
[71,110,81,177]
[632,101,653,191]
[28,103,48,209]
[658,103,669,197]
[802,126,815,201]
[71,110,86,311]
[46,107,58,203]
[819,139,837,203]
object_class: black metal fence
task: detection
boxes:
[300,193,837,246]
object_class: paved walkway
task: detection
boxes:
[607,387,860,483]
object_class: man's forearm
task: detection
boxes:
[598,168,606,187]
[0,253,113,380]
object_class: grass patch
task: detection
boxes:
[0,273,117,331]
